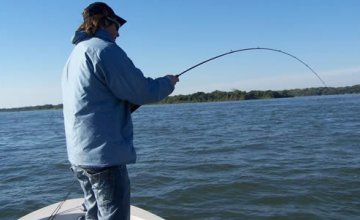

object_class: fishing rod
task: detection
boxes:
[130,47,327,112]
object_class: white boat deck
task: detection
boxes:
[20,198,165,220]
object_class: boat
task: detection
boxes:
[20,198,165,220]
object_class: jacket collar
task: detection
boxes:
[72,29,114,45]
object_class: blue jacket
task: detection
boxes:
[62,29,174,167]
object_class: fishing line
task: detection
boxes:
[47,171,78,220]
[130,47,327,112]
[47,191,72,220]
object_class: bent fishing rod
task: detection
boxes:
[130,47,327,113]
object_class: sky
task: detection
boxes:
[0,0,359,108]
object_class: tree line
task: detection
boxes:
[159,84,360,104]
[1,84,359,112]
[0,104,63,112]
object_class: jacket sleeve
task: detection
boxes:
[97,45,175,105]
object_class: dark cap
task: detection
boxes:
[83,2,126,27]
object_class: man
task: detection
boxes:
[62,2,178,220]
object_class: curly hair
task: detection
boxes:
[77,14,112,36]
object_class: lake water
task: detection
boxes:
[1,94,359,220]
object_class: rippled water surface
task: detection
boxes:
[1,95,360,220]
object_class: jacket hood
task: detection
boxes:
[71,29,114,45]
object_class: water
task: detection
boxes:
[1,94,359,220]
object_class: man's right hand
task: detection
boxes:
[166,75,179,86]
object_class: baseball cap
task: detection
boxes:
[83,2,126,27]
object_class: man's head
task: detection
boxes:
[78,2,126,39]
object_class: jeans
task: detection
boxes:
[71,165,130,220]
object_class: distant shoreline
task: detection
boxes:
[1,84,359,112]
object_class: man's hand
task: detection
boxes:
[166,75,179,86]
